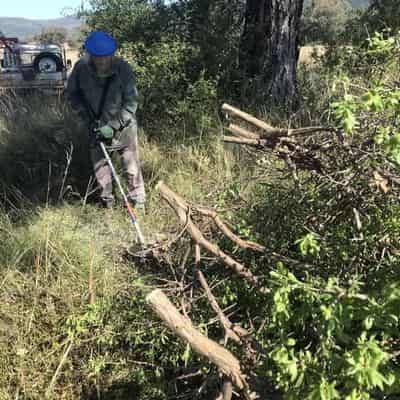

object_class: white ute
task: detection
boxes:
[0,36,71,94]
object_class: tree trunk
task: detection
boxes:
[239,0,304,105]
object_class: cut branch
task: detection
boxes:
[223,103,334,139]
[284,126,336,137]
[228,124,260,140]
[216,380,233,400]
[196,268,242,344]
[146,289,248,391]
[157,181,262,288]
[224,136,265,147]
[222,103,275,134]
[222,104,330,174]
[194,206,265,252]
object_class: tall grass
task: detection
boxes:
[0,92,259,399]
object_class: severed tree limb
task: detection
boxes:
[216,380,233,400]
[194,245,260,376]
[283,126,336,138]
[227,124,260,140]
[223,103,334,139]
[146,289,249,391]
[196,268,242,345]
[194,206,265,253]
[194,244,241,346]
[224,136,265,147]
[157,181,261,288]
[258,126,335,139]
[222,103,276,135]
[224,133,324,173]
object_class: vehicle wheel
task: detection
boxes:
[33,53,63,73]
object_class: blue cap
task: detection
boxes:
[85,31,117,56]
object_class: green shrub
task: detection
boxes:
[120,39,218,137]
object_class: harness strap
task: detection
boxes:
[95,76,113,120]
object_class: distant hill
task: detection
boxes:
[351,0,370,8]
[1,1,369,41]
[304,0,370,8]
[0,16,81,39]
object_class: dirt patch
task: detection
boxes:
[299,45,326,64]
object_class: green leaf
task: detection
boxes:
[295,233,321,257]
[363,317,374,330]
[362,91,384,112]
[343,109,357,134]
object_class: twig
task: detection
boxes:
[196,268,242,344]
[45,340,73,398]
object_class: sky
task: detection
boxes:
[1,0,85,19]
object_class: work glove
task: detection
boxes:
[96,125,114,140]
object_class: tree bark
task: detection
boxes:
[239,0,304,105]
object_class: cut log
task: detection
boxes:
[146,289,248,390]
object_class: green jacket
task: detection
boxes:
[66,56,139,132]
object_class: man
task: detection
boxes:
[66,31,145,210]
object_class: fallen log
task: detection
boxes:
[146,289,248,391]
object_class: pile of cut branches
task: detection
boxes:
[144,181,268,399]
[142,95,400,398]
[223,103,400,195]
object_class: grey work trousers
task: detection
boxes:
[90,124,145,203]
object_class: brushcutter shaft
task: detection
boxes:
[99,141,146,246]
